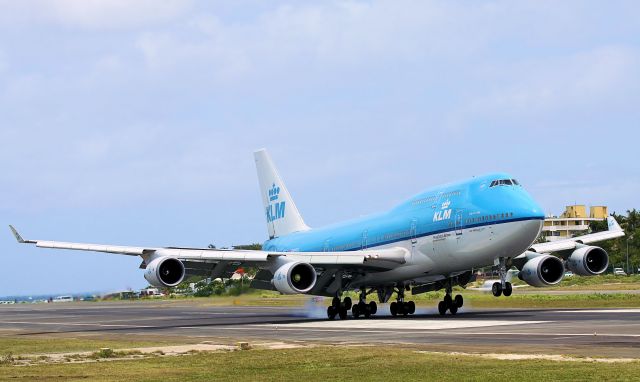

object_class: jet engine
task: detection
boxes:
[144,257,185,287]
[519,255,564,287]
[566,246,609,276]
[272,262,317,294]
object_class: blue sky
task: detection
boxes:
[1,1,639,296]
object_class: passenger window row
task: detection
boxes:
[465,212,514,225]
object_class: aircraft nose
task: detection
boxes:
[512,189,545,220]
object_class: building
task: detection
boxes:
[541,205,608,242]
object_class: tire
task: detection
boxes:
[338,307,348,320]
[407,301,415,314]
[332,297,341,308]
[454,294,463,308]
[369,301,377,315]
[343,297,352,310]
[327,306,337,320]
[401,303,408,316]
[352,304,360,318]
[503,282,513,297]
[492,282,502,297]
[449,304,458,315]
[438,301,447,315]
[364,305,371,318]
[444,294,452,307]
[390,301,398,316]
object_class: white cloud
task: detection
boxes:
[451,45,640,127]
[0,0,192,28]
[133,1,498,83]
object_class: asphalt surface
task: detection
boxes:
[1,301,639,357]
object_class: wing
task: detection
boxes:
[529,216,624,254]
[9,225,407,296]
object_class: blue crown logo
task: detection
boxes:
[268,184,280,201]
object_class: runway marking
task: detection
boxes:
[555,309,640,314]
[450,331,640,338]
[257,319,548,330]
[205,326,640,339]
[189,321,640,338]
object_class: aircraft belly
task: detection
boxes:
[366,220,542,279]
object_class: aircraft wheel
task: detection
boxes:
[390,301,398,317]
[327,306,337,320]
[438,301,447,316]
[338,307,348,320]
[454,294,463,308]
[449,304,458,315]
[407,301,415,314]
[492,282,502,297]
[364,304,371,318]
[343,297,352,310]
[444,294,453,306]
[503,282,513,297]
[332,297,341,308]
[369,301,377,315]
[352,304,360,318]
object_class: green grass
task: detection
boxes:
[1,346,639,382]
[548,274,640,288]
[406,290,640,308]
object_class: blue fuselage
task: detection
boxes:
[263,173,545,253]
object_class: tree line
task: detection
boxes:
[589,209,639,274]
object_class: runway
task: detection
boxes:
[1,301,639,357]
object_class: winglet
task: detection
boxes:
[607,216,623,232]
[9,225,30,243]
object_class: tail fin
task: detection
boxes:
[254,149,310,239]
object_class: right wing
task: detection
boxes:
[529,216,625,254]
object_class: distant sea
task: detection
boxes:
[0,292,103,302]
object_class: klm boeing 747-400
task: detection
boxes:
[10,149,625,319]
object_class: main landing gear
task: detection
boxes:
[327,290,378,320]
[437,282,463,315]
[327,296,350,320]
[390,285,416,317]
[352,288,377,319]
[492,257,512,297]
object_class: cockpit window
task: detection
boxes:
[490,179,520,187]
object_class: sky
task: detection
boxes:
[1,0,639,296]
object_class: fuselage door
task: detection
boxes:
[361,230,368,250]
[410,218,418,245]
[455,211,463,236]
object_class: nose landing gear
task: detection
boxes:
[492,257,513,297]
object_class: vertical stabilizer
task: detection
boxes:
[254,149,310,239]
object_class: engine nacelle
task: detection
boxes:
[519,255,564,287]
[272,262,317,294]
[567,246,609,276]
[144,257,185,287]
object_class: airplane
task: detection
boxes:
[9,149,625,319]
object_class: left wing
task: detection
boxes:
[9,225,407,296]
